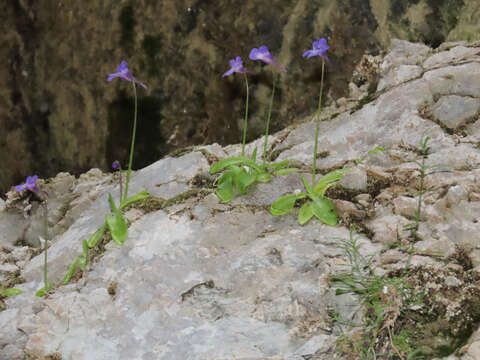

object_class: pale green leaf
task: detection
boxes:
[231,167,256,194]
[273,168,298,176]
[35,283,53,297]
[63,256,82,285]
[298,202,314,225]
[1,288,23,296]
[210,157,262,174]
[119,191,150,210]
[106,212,128,245]
[270,193,306,216]
[313,168,350,194]
[268,160,290,170]
[311,197,338,226]
[87,224,107,248]
[256,171,271,183]
[215,172,234,203]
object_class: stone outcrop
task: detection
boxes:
[1,0,479,193]
[1,39,480,359]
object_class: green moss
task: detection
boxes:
[168,146,194,158]
[129,189,212,214]
[118,5,136,55]
[350,92,377,114]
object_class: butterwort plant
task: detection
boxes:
[102,61,150,244]
[14,175,52,297]
[210,48,297,203]
[270,38,349,225]
[107,60,146,201]
[62,63,151,285]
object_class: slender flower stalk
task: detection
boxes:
[222,56,249,157]
[124,82,137,200]
[42,202,48,291]
[112,161,123,203]
[302,38,330,188]
[312,60,325,188]
[263,73,277,166]
[249,46,286,165]
[242,73,250,157]
[107,61,147,200]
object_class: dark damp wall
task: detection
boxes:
[0,0,474,194]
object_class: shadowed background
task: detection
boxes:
[1,0,478,194]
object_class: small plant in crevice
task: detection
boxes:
[210,49,297,203]
[10,175,52,297]
[270,38,349,226]
[331,228,425,360]
[355,145,385,165]
[404,135,434,241]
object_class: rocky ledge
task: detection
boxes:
[1,39,480,359]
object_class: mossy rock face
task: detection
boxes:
[396,266,480,358]
[337,265,480,359]
[1,0,479,192]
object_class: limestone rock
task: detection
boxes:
[338,166,368,192]
[432,95,480,130]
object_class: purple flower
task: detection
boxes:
[107,61,147,89]
[249,45,287,73]
[112,161,119,170]
[222,56,248,77]
[14,175,39,193]
[303,38,329,59]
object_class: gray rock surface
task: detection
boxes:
[2,40,480,359]
[432,95,480,129]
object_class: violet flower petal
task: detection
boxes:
[14,184,27,192]
[303,38,329,60]
[14,175,39,193]
[249,45,286,72]
[222,56,247,77]
[107,61,147,89]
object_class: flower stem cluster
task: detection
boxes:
[213,45,297,203]
[214,38,348,226]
